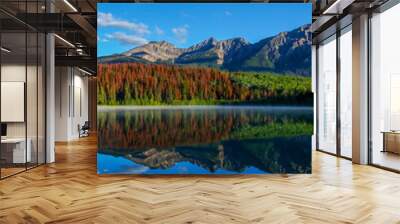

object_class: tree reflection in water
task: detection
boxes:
[98,107,313,174]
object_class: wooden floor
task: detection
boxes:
[1,167,26,178]
[373,151,400,171]
[1,135,400,224]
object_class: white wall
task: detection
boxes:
[1,64,25,81]
[1,65,26,129]
[72,73,89,138]
[1,65,30,138]
[55,66,70,141]
[55,67,89,141]
[1,62,46,164]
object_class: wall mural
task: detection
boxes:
[97,3,313,174]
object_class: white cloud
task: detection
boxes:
[172,25,189,43]
[225,11,232,16]
[97,35,109,42]
[155,26,164,35]
[104,32,148,46]
[98,12,150,35]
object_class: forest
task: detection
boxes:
[97,63,312,105]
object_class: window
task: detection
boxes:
[0,1,46,179]
[317,35,337,154]
[339,26,352,158]
[370,3,400,171]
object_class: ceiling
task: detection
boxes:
[0,0,97,73]
[311,0,391,43]
[4,0,388,73]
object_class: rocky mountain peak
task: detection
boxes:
[99,24,312,76]
[122,40,182,62]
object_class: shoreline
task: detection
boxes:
[97,105,313,111]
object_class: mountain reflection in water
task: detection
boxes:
[97,106,313,174]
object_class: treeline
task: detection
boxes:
[97,63,312,105]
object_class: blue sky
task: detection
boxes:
[97,3,311,57]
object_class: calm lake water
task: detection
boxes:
[97,106,313,174]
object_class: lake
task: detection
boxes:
[97,106,313,174]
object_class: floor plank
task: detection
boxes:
[1,135,400,224]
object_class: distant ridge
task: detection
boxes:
[98,24,311,76]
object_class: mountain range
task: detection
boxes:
[98,24,311,76]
